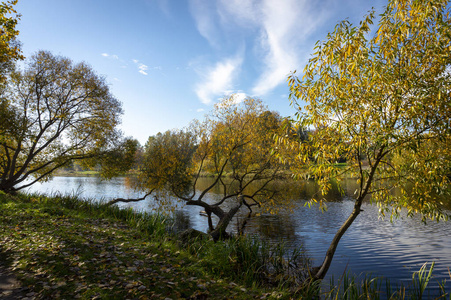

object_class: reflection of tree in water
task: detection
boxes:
[170,210,192,233]
[252,214,297,242]
[123,176,138,190]
[269,179,347,203]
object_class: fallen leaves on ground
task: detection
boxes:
[0,197,284,299]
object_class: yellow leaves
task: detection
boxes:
[0,0,23,82]
[287,0,451,220]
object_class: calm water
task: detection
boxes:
[25,176,451,294]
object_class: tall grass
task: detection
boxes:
[182,234,311,288]
[24,191,171,239]
[322,262,451,300]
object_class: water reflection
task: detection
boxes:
[26,176,451,294]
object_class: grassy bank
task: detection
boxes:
[0,192,304,299]
[1,192,450,299]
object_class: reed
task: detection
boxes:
[183,234,311,288]
[322,262,450,299]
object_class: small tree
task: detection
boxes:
[286,0,450,280]
[0,51,124,193]
[130,96,288,240]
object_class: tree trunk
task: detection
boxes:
[312,197,364,280]
[210,195,244,241]
[206,210,214,232]
[0,180,17,194]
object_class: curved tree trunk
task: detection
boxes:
[312,197,364,280]
[210,195,244,241]
[311,149,384,281]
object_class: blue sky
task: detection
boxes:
[15,0,385,144]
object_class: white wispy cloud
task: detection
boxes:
[132,59,148,76]
[189,0,220,47]
[132,59,162,76]
[189,0,330,99]
[194,55,243,105]
[101,53,119,60]
[252,0,326,96]
[138,64,148,75]
[230,92,247,104]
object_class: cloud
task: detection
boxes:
[189,0,220,47]
[217,0,260,29]
[189,0,330,98]
[231,92,247,104]
[132,59,149,75]
[138,64,148,75]
[225,91,247,104]
[252,0,326,96]
[194,54,243,105]
[132,59,162,76]
[101,53,119,60]
[196,108,205,112]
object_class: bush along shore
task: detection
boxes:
[1,192,450,299]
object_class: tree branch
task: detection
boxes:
[106,190,154,206]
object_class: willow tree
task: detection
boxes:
[132,96,287,240]
[0,51,123,193]
[0,0,23,83]
[286,0,451,280]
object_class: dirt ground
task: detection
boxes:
[0,264,25,300]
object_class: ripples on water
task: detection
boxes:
[26,176,451,295]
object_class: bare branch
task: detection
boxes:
[106,190,154,206]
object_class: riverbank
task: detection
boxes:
[53,162,351,180]
[2,191,450,299]
[0,192,301,299]
[53,170,101,177]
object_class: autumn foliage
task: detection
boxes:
[136,97,288,239]
[286,0,451,280]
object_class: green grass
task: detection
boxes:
[0,191,297,299]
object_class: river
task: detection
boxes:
[24,176,451,295]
